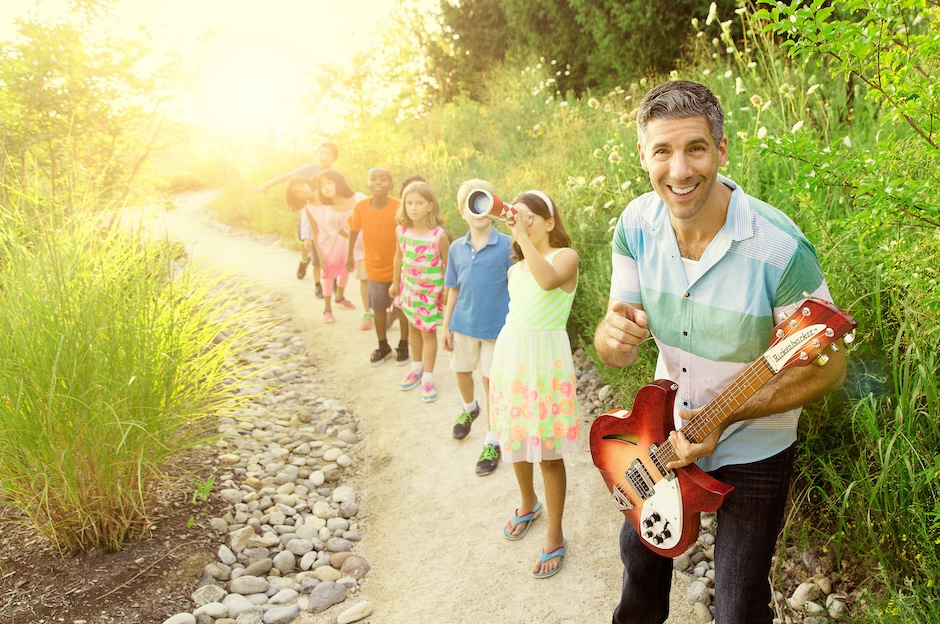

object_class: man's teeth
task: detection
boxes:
[671,185,696,195]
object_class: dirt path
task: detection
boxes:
[151,190,696,624]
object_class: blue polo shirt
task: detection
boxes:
[445,228,513,340]
[610,174,833,470]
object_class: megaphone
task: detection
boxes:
[466,188,514,221]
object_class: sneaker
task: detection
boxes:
[421,381,439,403]
[370,344,392,366]
[452,405,480,440]
[323,310,335,324]
[359,312,374,331]
[395,344,410,365]
[315,282,323,299]
[297,260,309,279]
[399,369,422,391]
[475,443,501,476]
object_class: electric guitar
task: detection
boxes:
[590,296,857,558]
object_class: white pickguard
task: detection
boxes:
[639,476,683,550]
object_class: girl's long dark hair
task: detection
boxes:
[510,191,572,261]
[316,168,355,204]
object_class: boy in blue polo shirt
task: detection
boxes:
[442,179,514,476]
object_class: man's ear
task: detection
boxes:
[637,142,649,172]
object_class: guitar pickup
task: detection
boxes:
[626,459,654,500]
[648,442,673,479]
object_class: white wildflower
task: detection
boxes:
[806,84,820,95]
[590,175,606,188]
[842,136,852,148]
[791,120,804,133]
[757,126,768,139]
[588,97,600,108]
[750,94,763,107]
[608,152,623,164]
[735,77,746,94]
[705,2,718,25]
[620,180,632,190]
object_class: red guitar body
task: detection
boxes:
[590,380,734,558]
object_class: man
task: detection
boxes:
[594,80,847,623]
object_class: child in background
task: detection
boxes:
[261,142,339,291]
[285,177,322,293]
[309,169,366,323]
[442,179,513,476]
[348,168,410,365]
[489,190,579,579]
[390,181,449,403]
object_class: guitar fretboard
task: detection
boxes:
[653,357,775,468]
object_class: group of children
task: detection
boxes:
[262,149,581,579]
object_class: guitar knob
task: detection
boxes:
[651,512,661,523]
[643,517,654,528]
[661,528,671,540]
[816,354,830,366]
[645,531,654,538]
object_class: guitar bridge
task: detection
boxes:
[627,459,654,500]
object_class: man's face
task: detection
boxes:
[367,169,392,197]
[638,115,728,224]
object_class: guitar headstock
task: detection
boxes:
[764,296,858,373]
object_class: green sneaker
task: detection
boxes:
[452,405,480,440]
[475,443,500,476]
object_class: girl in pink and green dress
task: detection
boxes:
[488,190,579,580]
[389,181,450,403]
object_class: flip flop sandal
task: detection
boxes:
[532,540,567,579]
[503,500,542,541]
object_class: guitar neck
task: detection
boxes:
[656,358,775,465]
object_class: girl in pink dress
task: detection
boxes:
[307,169,365,323]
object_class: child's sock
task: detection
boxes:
[411,362,424,374]
[485,431,499,446]
[420,371,433,383]
[463,400,478,413]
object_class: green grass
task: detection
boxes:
[0,206,265,551]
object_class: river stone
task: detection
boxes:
[308,580,348,613]
[263,605,300,624]
[192,584,228,606]
[229,575,269,595]
[193,602,228,619]
[337,601,374,624]
[162,615,196,624]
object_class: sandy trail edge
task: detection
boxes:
[145,190,696,624]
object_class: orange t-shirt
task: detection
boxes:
[348,196,401,282]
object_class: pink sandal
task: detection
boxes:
[323,310,335,324]
[335,297,356,310]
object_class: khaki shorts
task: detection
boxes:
[449,332,496,377]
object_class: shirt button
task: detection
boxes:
[684,292,690,297]
[682,368,687,373]
[683,331,689,336]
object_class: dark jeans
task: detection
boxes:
[612,444,796,624]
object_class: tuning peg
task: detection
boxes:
[816,353,830,366]
[801,306,811,316]
[830,343,840,352]
[843,333,855,345]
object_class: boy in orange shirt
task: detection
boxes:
[347,168,409,365]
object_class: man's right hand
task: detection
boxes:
[595,300,650,368]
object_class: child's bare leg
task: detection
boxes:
[535,459,567,575]
[422,329,438,373]
[359,279,370,313]
[507,461,538,537]
[374,308,388,341]
[409,324,424,364]
[456,371,475,404]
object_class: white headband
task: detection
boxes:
[524,190,555,217]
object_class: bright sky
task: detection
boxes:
[0,0,392,139]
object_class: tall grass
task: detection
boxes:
[0,205,263,552]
